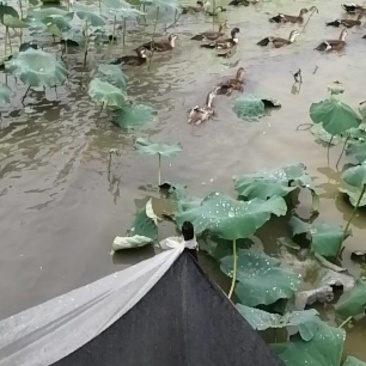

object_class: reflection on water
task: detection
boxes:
[1,0,366,357]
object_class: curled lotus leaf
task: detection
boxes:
[5,48,67,88]
[341,162,366,188]
[88,78,126,108]
[0,4,19,23]
[111,103,156,130]
[96,64,127,90]
[335,279,366,318]
[134,137,182,157]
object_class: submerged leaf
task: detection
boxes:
[343,356,366,366]
[5,48,67,88]
[232,94,264,121]
[88,78,126,108]
[272,320,345,366]
[237,305,318,341]
[112,103,156,130]
[134,137,182,157]
[310,97,362,135]
[175,192,287,240]
[335,279,366,317]
[221,249,301,306]
[0,83,11,104]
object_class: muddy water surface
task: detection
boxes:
[0,0,366,359]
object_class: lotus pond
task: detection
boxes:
[1,0,366,364]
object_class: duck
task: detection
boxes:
[191,21,229,41]
[326,11,363,28]
[188,89,217,125]
[315,28,348,51]
[182,0,210,14]
[138,34,178,52]
[206,6,227,16]
[363,34,366,38]
[158,221,198,259]
[216,67,245,96]
[342,3,366,13]
[200,27,240,49]
[110,47,149,65]
[257,29,300,48]
[228,0,258,7]
[269,8,309,23]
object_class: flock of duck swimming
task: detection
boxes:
[111,1,366,125]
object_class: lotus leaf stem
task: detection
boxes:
[336,133,350,170]
[158,153,161,186]
[18,0,23,19]
[327,135,335,165]
[212,0,216,28]
[302,6,318,33]
[122,17,127,47]
[21,85,31,105]
[228,239,237,299]
[148,6,160,71]
[108,148,116,182]
[343,184,366,241]
[83,21,89,69]
[338,315,353,329]
[96,102,104,126]
[108,15,117,57]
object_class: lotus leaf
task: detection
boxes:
[272,320,345,366]
[0,4,19,23]
[43,15,72,33]
[3,14,28,28]
[339,182,366,208]
[134,137,182,157]
[112,201,158,252]
[28,7,72,21]
[5,48,67,88]
[289,216,345,257]
[233,163,318,212]
[232,94,264,121]
[96,64,127,90]
[19,42,38,52]
[0,83,11,104]
[148,0,180,10]
[220,249,301,306]
[342,162,366,188]
[88,78,126,108]
[335,279,366,317]
[102,0,144,17]
[343,356,366,366]
[61,29,86,48]
[237,305,318,341]
[310,97,362,136]
[346,141,366,164]
[175,192,287,240]
[74,4,106,26]
[310,124,342,145]
[112,103,156,130]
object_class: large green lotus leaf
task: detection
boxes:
[112,103,156,130]
[220,249,301,306]
[61,28,86,47]
[111,200,158,252]
[232,94,264,121]
[343,356,366,366]
[0,82,11,104]
[134,137,183,157]
[346,141,366,164]
[289,216,345,257]
[310,97,362,135]
[96,64,127,90]
[3,14,28,28]
[272,320,345,366]
[339,182,366,208]
[5,48,67,88]
[234,163,318,212]
[335,279,366,317]
[74,4,106,26]
[341,162,366,188]
[88,78,126,108]
[43,14,72,33]
[237,305,318,341]
[175,192,287,240]
[0,4,19,23]
[102,0,144,17]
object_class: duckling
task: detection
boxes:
[191,21,229,41]
[188,89,217,125]
[315,28,348,51]
[257,29,300,47]
[342,3,366,13]
[228,0,258,6]
[269,8,309,23]
[216,67,245,95]
[206,6,227,16]
[200,27,240,49]
[138,34,178,52]
[326,11,363,28]
[110,47,149,65]
[182,0,210,14]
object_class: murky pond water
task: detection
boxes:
[1,0,366,359]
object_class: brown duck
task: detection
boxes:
[200,27,240,49]
[182,0,210,14]
[138,34,178,52]
[257,29,300,47]
[216,67,245,95]
[269,8,309,23]
[315,28,348,51]
[110,47,149,66]
[188,89,217,125]
[326,11,364,28]
[342,3,366,13]
[191,21,229,41]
